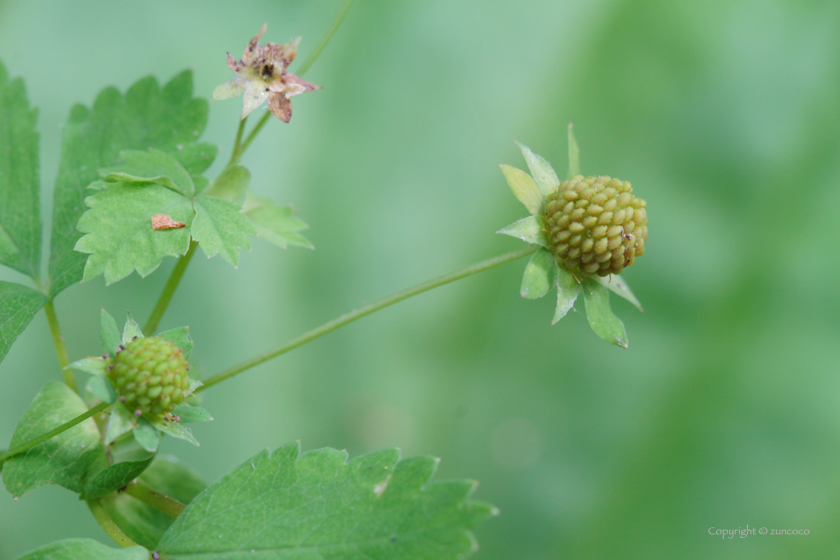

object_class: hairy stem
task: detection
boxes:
[0,401,111,469]
[143,241,198,336]
[87,499,138,548]
[43,300,78,393]
[199,245,537,391]
[124,480,186,518]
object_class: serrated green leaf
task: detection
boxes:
[102,455,206,550]
[593,274,644,312]
[82,438,155,499]
[157,326,193,359]
[49,70,208,297]
[101,309,122,356]
[553,263,580,324]
[244,194,313,249]
[515,141,559,196]
[496,215,549,247]
[2,382,106,497]
[69,356,109,377]
[582,277,628,348]
[106,402,138,445]
[100,149,195,198]
[123,311,143,343]
[133,418,160,454]
[191,195,254,266]
[500,164,542,215]
[171,142,218,177]
[152,417,198,447]
[157,442,496,559]
[204,165,249,205]
[14,539,149,560]
[75,183,193,285]
[0,281,47,366]
[0,62,41,279]
[520,248,556,299]
[171,404,212,424]
[567,123,581,179]
[86,376,116,404]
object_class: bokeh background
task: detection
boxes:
[2,0,839,558]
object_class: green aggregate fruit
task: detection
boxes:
[544,175,648,276]
[108,336,191,419]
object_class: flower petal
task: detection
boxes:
[500,164,542,215]
[268,92,292,123]
[241,80,269,119]
[213,78,246,101]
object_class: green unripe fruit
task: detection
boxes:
[108,336,190,420]
[544,175,648,277]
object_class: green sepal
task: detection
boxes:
[593,274,643,312]
[133,418,160,453]
[158,326,192,359]
[581,277,628,348]
[152,417,199,446]
[520,248,556,299]
[515,141,559,196]
[100,148,195,197]
[204,164,250,205]
[106,402,138,445]
[172,404,213,424]
[86,376,116,404]
[500,164,542,215]
[566,123,581,179]
[187,378,203,393]
[81,438,155,499]
[69,356,109,377]
[100,309,121,356]
[552,263,580,324]
[122,311,144,343]
[497,215,549,247]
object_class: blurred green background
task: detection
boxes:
[2,0,839,558]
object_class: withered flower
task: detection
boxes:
[213,24,320,123]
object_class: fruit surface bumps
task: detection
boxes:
[108,336,190,418]
[544,175,648,276]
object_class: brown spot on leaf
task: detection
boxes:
[151,214,186,230]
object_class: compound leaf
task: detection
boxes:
[0,61,41,279]
[14,539,149,560]
[191,195,254,266]
[171,142,218,177]
[100,149,195,198]
[75,183,193,285]
[2,382,105,497]
[244,194,313,249]
[0,281,47,366]
[582,277,628,348]
[157,442,496,559]
[49,70,208,297]
[204,165,249,205]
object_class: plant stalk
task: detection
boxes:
[0,401,111,469]
[87,499,139,548]
[43,300,78,392]
[199,245,537,391]
[143,241,198,336]
[124,480,186,518]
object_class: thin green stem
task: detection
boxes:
[235,111,271,162]
[199,245,537,392]
[143,241,198,336]
[87,499,138,548]
[124,480,186,518]
[297,0,356,76]
[227,116,248,166]
[43,300,78,393]
[0,401,110,470]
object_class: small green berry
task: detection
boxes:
[544,175,648,276]
[108,336,190,419]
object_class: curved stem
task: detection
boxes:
[124,480,186,518]
[198,245,537,391]
[297,0,356,76]
[143,241,198,336]
[227,116,248,166]
[87,499,138,548]
[43,300,77,393]
[0,401,111,469]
